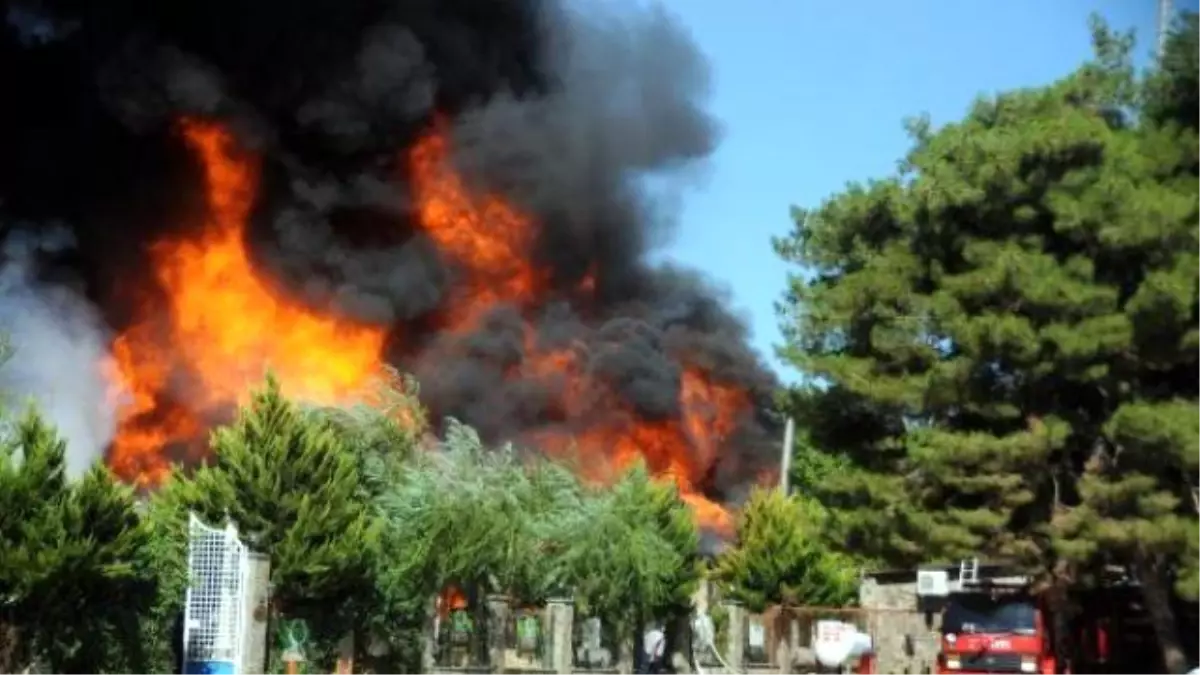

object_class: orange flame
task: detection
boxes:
[108,120,387,484]
[438,586,469,617]
[552,367,745,536]
[410,126,546,329]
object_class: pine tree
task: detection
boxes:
[160,374,381,654]
[781,388,856,507]
[0,408,165,673]
[638,469,703,618]
[775,13,1198,672]
[1143,12,1198,133]
[714,487,857,612]
[566,464,700,634]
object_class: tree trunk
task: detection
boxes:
[1039,569,1076,673]
[0,616,33,675]
[1134,555,1189,673]
[0,620,18,675]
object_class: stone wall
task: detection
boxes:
[858,574,941,675]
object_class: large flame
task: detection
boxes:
[108,119,749,534]
[108,120,387,484]
[409,126,549,328]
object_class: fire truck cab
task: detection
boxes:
[920,560,1056,675]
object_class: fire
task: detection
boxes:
[409,127,546,328]
[543,367,745,535]
[107,120,387,484]
[438,586,469,617]
[408,128,748,534]
[105,118,751,535]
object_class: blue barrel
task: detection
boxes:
[184,659,237,674]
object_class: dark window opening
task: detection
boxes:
[944,594,1036,635]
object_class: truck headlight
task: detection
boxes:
[944,653,961,670]
[1020,655,1037,672]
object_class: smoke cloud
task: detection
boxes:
[0,0,781,506]
[0,227,117,478]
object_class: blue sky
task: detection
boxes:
[659,0,1197,383]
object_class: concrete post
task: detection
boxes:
[240,552,271,675]
[617,625,636,675]
[421,594,437,673]
[486,594,512,673]
[775,607,797,675]
[546,597,575,674]
[334,631,355,674]
[723,600,745,674]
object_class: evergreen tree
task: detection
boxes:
[566,464,700,642]
[714,487,857,612]
[781,388,855,501]
[647,473,704,619]
[0,408,166,673]
[775,14,1197,672]
[1143,12,1198,134]
[159,375,381,656]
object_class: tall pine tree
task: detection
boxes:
[565,463,701,652]
[776,14,1197,672]
[0,408,165,673]
[160,374,381,657]
[714,487,857,611]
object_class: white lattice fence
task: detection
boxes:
[183,513,250,675]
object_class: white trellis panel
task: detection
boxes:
[183,512,250,675]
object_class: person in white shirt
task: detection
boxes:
[643,624,666,673]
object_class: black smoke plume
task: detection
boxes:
[0,0,780,507]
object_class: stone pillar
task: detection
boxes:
[774,607,796,675]
[334,631,355,674]
[617,625,636,675]
[723,601,745,674]
[421,595,437,673]
[486,594,512,673]
[240,552,271,675]
[546,597,574,674]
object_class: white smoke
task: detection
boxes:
[0,225,117,478]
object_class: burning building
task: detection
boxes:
[0,0,780,534]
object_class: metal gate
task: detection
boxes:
[182,513,250,675]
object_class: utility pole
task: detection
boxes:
[779,417,795,495]
[1157,0,1172,59]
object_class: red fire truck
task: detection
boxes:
[923,560,1198,674]
[925,560,1057,675]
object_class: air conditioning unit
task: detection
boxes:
[917,569,951,597]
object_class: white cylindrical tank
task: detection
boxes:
[813,620,873,669]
